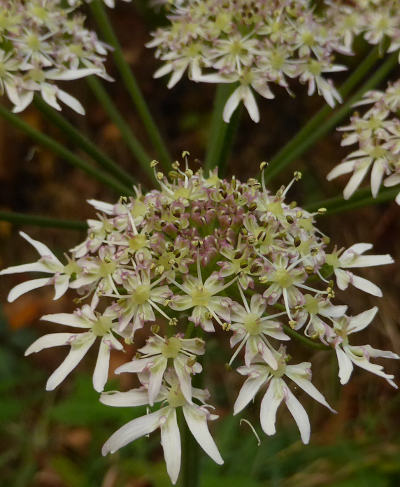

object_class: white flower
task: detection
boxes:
[101,370,223,484]
[25,305,123,392]
[326,243,393,297]
[170,255,235,331]
[331,307,399,387]
[115,333,205,404]
[234,358,335,444]
[229,289,289,369]
[0,231,79,302]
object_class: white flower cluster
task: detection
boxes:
[2,160,397,484]
[328,79,400,204]
[148,0,400,123]
[0,0,110,114]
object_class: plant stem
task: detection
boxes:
[180,419,200,487]
[265,48,398,181]
[34,96,136,187]
[305,186,399,214]
[89,0,171,168]
[87,76,154,183]
[204,84,239,173]
[0,211,87,230]
[0,104,132,196]
[283,325,330,351]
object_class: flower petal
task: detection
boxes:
[234,373,267,415]
[25,333,76,355]
[100,388,151,407]
[336,346,353,385]
[182,405,223,465]
[160,408,181,485]
[284,387,311,444]
[8,277,51,302]
[46,334,96,390]
[260,378,283,436]
[102,408,165,455]
[348,307,378,334]
[41,313,90,328]
[93,339,111,392]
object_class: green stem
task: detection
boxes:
[204,84,238,173]
[305,186,399,214]
[265,48,398,181]
[0,211,87,230]
[180,418,200,487]
[89,0,171,168]
[0,104,132,196]
[283,325,330,351]
[33,96,136,187]
[87,76,154,183]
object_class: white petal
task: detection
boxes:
[371,160,385,197]
[57,89,85,115]
[54,274,70,300]
[343,163,371,199]
[160,409,181,485]
[223,87,241,123]
[183,405,223,465]
[102,408,165,455]
[242,87,260,123]
[46,68,100,80]
[326,161,355,181]
[384,173,400,187]
[350,274,382,297]
[336,346,353,385]
[93,339,111,392]
[41,313,90,328]
[25,332,76,355]
[0,262,51,275]
[348,307,378,334]
[167,66,187,89]
[100,388,151,407]
[260,378,283,436]
[8,277,51,302]
[148,357,168,406]
[285,372,336,413]
[234,374,267,415]
[87,199,115,214]
[284,387,311,444]
[46,335,96,390]
[174,357,193,404]
[344,243,372,255]
[348,254,394,268]
[19,231,60,261]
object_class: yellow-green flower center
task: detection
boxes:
[92,316,113,337]
[243,313,262,335]
[191,286,211,307]
[162,337,182,359]
[131,284,151,305]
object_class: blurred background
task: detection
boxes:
[1,2,400,486]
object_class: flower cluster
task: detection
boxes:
[148,0,400,123]
[2,158,397,484]
[328,79,400,204]
[0,0,109,114]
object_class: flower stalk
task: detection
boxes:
[33,96,137,187]
[89,0,171,169]
[87,76,154,183]
[0,211,87,231]
[0,104,133,196]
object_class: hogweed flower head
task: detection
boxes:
[2,155,398,484]
[0,0,110,114]
[148,0,400,123]
[328,79,400,204]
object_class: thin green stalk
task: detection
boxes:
[283,325,330,351]
[180,417,200,487]
[89,0,171,168]
[265,48,398,181]
[0,104,132,196]
[34,96,137,187]
[0,211,87,230]
[204,84,238,173]
[305,186,399,214]
[87,76,154,183]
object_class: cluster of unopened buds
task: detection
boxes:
[148,0,400,123]
[2,156,398,484]
[0,0,112,114]
[328,79,400,204]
